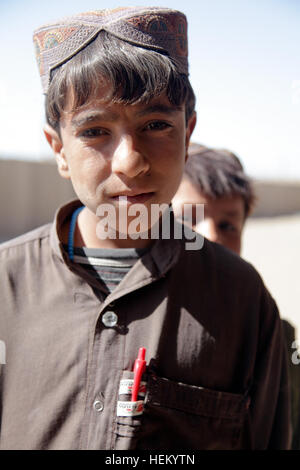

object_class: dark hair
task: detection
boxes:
[45,31,196,131]
[184,143,256,217]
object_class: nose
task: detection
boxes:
[111,135,150,178]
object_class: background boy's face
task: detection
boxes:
[172,177,245,255]
[45,84,196,236]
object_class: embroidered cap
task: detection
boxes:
[33,6,189,94]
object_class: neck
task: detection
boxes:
[73,206,154,250]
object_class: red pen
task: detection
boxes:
[131,347,147,402]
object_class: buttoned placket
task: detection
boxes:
[77,295,120,449]
[78,235,179,450]
[79,274,158,450]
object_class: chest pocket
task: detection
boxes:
[114,372,251,450]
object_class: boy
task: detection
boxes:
[0,7,290,449]
[172,143,255,255]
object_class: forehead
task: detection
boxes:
[205,195,245,220]
[61,86,184,125]
[174,178,245,218]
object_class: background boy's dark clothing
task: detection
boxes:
[0,200,291,449]
[282,319,300,449]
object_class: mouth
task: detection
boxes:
[111,191,155,205]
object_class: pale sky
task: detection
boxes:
[0,0,299,179]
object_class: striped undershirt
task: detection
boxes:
[68,246,148,293]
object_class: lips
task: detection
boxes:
[111,191,155,204]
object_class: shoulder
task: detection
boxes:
[173,235,281,341]
[206,238,262,286]
[178,234,261,285]
[175,234,277,314]
[0,224,52,263]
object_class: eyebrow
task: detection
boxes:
[135,103,183,117]
[71,103,182,129]
[71,111,118,129]
[221,210,243,219]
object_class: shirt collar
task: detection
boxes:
[50,199,83,265]
[50,198,183,280]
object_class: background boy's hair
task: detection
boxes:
[46,31,195,131]
[184,143,256,217]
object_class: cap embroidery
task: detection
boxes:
[33,7,189,93]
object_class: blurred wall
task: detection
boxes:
[0,158,300,241]
[0,159,75,241]
[252,180,300,217]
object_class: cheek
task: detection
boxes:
[162,154,186,195]
[216,230,241,256]
[226,237,242,256]
[69,150,109,185]
[164,173,185,204]
[67,154,110,209]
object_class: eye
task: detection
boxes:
[79,128,109,138]
[144,121,172,131]
[218,221,238,233]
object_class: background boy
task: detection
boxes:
[172,142,255,255]
[0,7,290,449]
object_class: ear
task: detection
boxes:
[185,112,197,162]
[43,123,70,179]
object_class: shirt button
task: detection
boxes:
[102,311,118,327]
[93,400,104,412]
